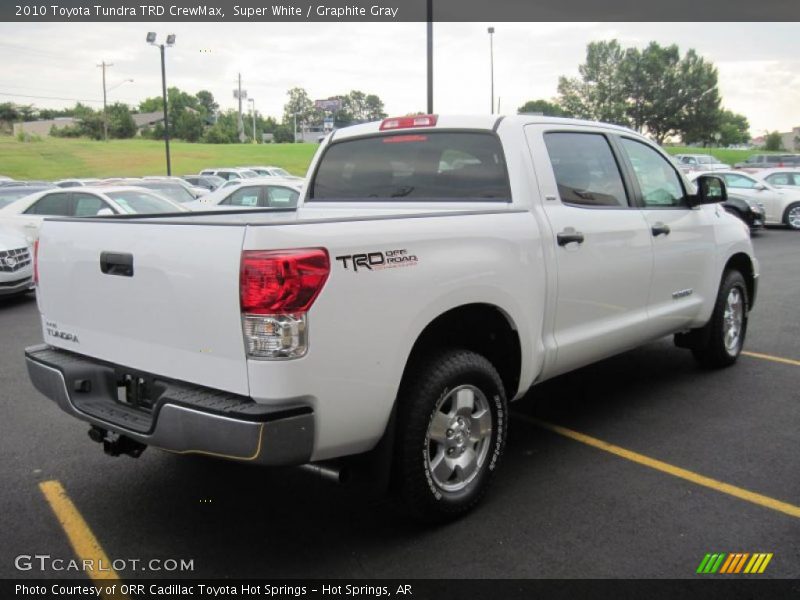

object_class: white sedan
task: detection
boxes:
[0,186,188,243]
[689,170,800,230]
[185,178,302,211]
[756,168,800,191]
[0,225,33,297]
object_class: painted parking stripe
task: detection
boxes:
[742,350,800,367]
[39,480,128,599]
[515,416,800,520]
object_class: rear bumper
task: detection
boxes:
[25,345,314,466]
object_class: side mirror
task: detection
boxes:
[96,208,114,216]
[691,174,727,206]
[754,183,767,191]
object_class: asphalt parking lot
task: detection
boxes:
[1,229,798,581]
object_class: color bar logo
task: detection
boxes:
[696,553,773,574]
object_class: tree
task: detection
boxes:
[0,103,20,122]
[715,110,750,147]
[764,131,784,151]
[106,102,136,139]
[517,99,568,117]
[557,40,629,125]
[556,40,725,144]
[174,110,204,142]
[195,90,218,117]
[282,87,315,127]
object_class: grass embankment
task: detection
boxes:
[0,136,319,180]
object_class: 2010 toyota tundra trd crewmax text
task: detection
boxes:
[26,115,758,521]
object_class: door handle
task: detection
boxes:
[100,252,134,277]
[651,223,671,237]
[557,229,585,246]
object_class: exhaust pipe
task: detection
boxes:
[298,462,349,484]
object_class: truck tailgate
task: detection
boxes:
[36,220,250,396]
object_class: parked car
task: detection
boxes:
[142,176,208,198]
[238,165,303,181]
[689,170,800,229]
[734,154,800,172]
[0,186,188,243]
[181,174,225,192]
[0,176,14,183]
[722,193,765,231]
[26,114,757,522]
[115,179,202,203]
[0,225,33,297]
[674,154,730,173]
[54,179,102,188]
[757,168,800,190]
[185,178,302,210]
[0,185,58,209]
[198,168,259,181]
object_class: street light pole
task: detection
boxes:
[147,32,175,176]
[426,0,433,113]
[488,27,495,114]
[159,44,171,175]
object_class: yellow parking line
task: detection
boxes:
[515,416,800,520]
[39,480,128,599]
[742,350,800,367]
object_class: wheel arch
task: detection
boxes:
[400,303,523,402]
[724,252,757,310]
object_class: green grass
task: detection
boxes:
[0,136,319,180]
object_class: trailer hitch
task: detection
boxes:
[88,426,147,459]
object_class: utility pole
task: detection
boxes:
[249,98,256,143]
[233,73,247,142]
[97,61,113,142]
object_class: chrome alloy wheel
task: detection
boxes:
[425,385,493,492]
[788,206,800,229]
[723,287,744,355]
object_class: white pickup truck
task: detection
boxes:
[26,115,757,521]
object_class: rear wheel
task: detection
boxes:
[393,349,507,522]
[783,202,800,230]
[691,270,749,368]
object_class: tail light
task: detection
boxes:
[240,248,329,359]
[379,114,437,131]
[33,239,39,286]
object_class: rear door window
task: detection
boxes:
[72,193,110,216]
[221,186,261,207]
[543,132,629,207]
[266,186,300,208]
[310,132,510,201]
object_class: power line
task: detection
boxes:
[0,91,141,105]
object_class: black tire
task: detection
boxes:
[691,270,749,368]
[393,349,507,523]
[783,202,800,230]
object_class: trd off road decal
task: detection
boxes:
[335,249,419,272]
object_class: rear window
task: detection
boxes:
[310,132,510,201]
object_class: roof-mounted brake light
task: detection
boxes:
[379,115,438,131]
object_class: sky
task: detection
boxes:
[0,21,797,135]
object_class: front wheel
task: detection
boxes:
[783,202,800,230]
[691,270,749,368]
[393,349,507,522]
